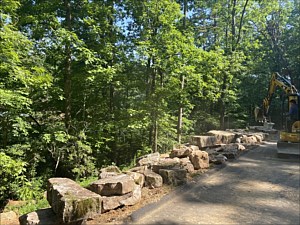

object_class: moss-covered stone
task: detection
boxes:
[47,177,102,223]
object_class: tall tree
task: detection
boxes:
[0,0,52,202]
[284,0,300,88]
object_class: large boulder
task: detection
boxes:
[152,158,180,174]
[169,147,192,158]
[101,195,128,213]
[188,145,200,151]
[179,157,195,173]
[101,184,142,213]
[210,154,228,164]
[1,211,19,225]
[89,174,135,196]
[19,208,85,225]
[99,172,119,179]
[100,165,121,173]
[159,168,187,186]
[189,150,209,169]
[137,152,160,167]
[124,171,145,187]
[241,135,257,144]
[219,143,246,151]
[128,166,147,174]
[19,208,60,225]
[144,170,163,188]
[120,184,142,206]
[99,165,122,179]
[191,136,217,148]
[210,144,242,159]
[207,130,236,144]
[253,134,264,143]
[47,178,102,223]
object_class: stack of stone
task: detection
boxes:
[88,173,142,213]
[17,129,266,225]
[194,130,265,164]
[19,177,103,225]
[19,171,144,225]
[131,144,210,187]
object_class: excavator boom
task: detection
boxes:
[255,72,298,122]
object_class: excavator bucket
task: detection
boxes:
[277,141,300,158]
[277,129,300,158]
[254,107,264,122]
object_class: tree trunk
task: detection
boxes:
[151,62,158,152]
[64,0,72,133]
[177,0,187,144]
[152,120,158,153]
[236,0,249,46]
[231,0,236,51]
[219,100,225,130]
[147,55,158,152]
[177,75,185,143]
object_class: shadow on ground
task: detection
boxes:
[130,142,300,225]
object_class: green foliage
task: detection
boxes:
[0,150,46,203]
[193,112,220,134]
[4,198,50,216]
[42,129,96,179]
[0,152,28,202]
[78,176,98,188]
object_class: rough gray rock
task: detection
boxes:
[128,166,147,174]
[213,154,228,164]
[1,211,19,225]
[124,171,145,187]
[101,195,129,213]
[144,170,163,188]
[101,184,142,213]
[254,134,263,143]
[191,136,217,148]
[100,165,122,173]
[188,145,200,151]
[241,135,257,144]
[137,152,160,167]
[179,157,195,173]
[189,150,209,169]
[47,178,102,223]
[207,130,236,144]
[152,158,181,173]
[99,172,119,179]
[89,174,135,196]
[159,168,187,186]
[120,184,142,206]
[19,208,68,225]
[169,147,192,158]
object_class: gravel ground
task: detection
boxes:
[129,142,300,225]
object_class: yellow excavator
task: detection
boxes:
[255,72,300,157]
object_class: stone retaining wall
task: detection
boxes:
[16,129,267,225]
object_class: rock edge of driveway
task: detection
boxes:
[129,163,227,223]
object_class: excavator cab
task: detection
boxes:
[281,93,300,138]
[277,94,300,157]
[281,94,300,132]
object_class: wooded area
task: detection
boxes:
[1,0,299,206]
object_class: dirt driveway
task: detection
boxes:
[130,142,300,225]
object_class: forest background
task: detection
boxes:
[1,0,299,208]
